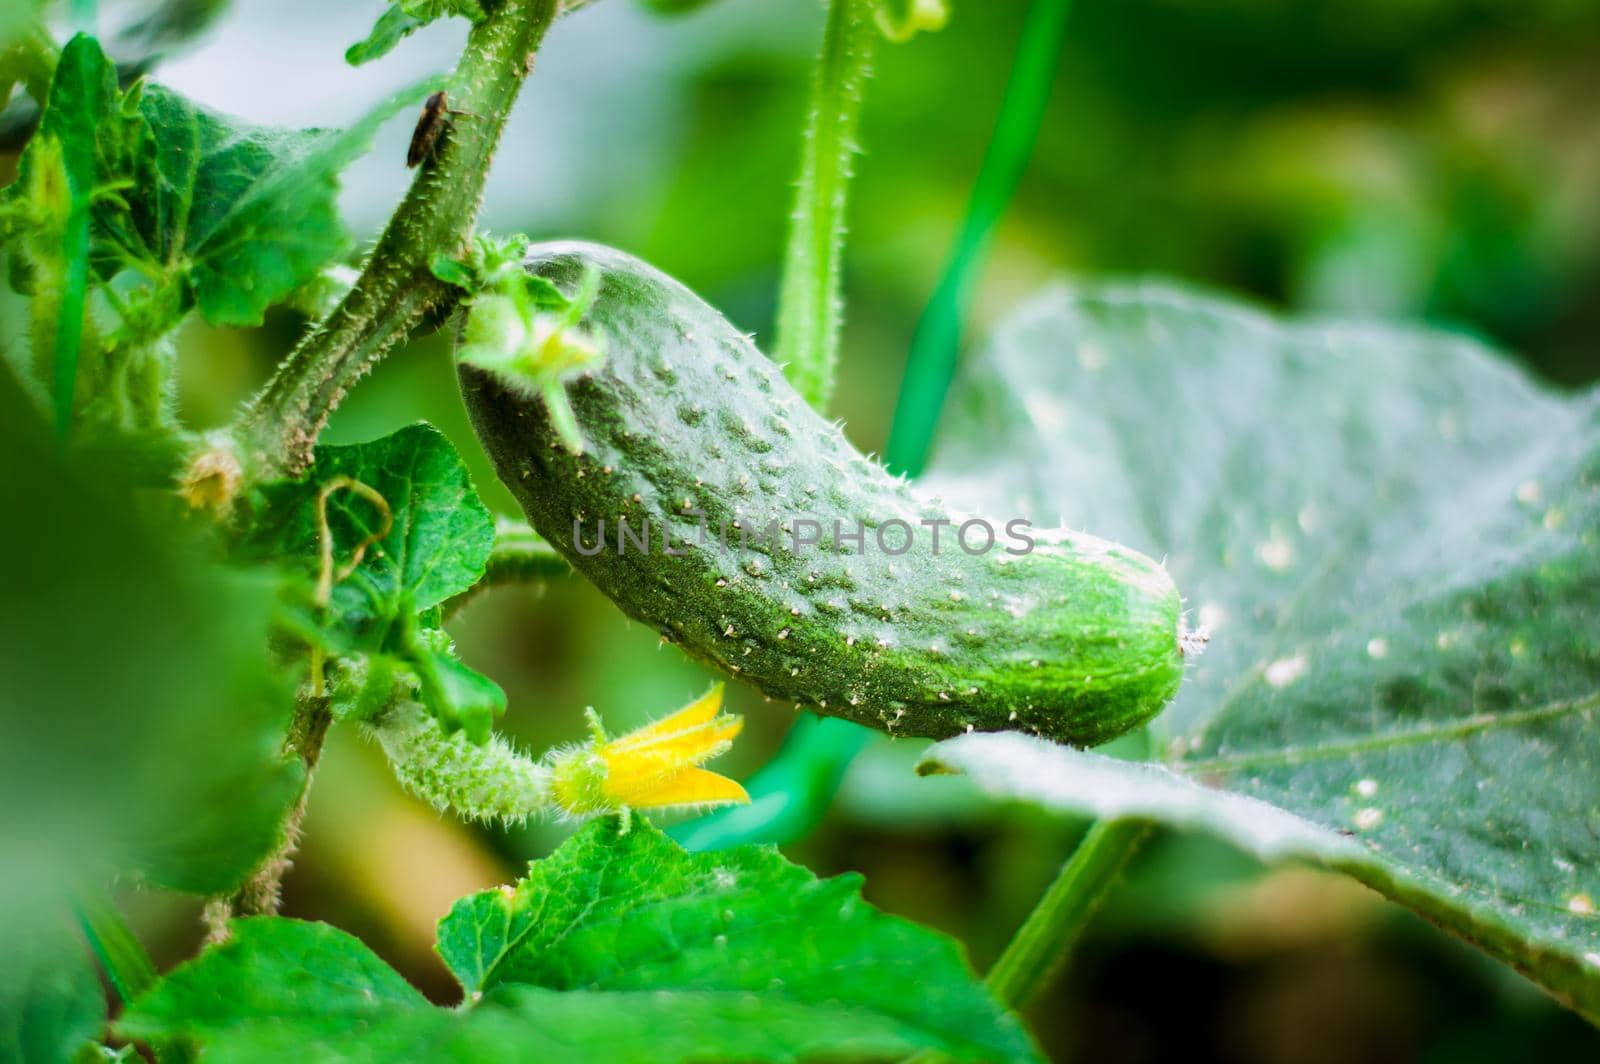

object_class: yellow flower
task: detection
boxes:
[547,684,748,827]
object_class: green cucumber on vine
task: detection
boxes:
[459,241,1195,746]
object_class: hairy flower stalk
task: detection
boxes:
[372,685,749,826]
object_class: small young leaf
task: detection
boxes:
[410,637,507,740]
[242,423,496,652]
[427,253,477,292]
[346,0,488,67]
[920,280,1600,1023]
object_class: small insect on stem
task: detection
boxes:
[407,91,481,169]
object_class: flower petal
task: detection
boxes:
[616,766,750,810]
[606,683,727,752]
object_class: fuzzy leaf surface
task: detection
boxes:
[920,281,1600,1020]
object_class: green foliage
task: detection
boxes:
[4,0,1597,1055]
[0,921,105,1064]
[245,423,495,645]
[122,820,1041,1062]
[0,34,432,444]
[3,35,425,328]
[0,34,102,433]
[346,0,488,67]
[0,373,302,903]
[241,423,501,736]
[919,280,1600,1021]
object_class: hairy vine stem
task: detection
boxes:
[204,0,562,923]
[442,517,569,619]
[222,0,560,485]
[773,0,877,412]
[215,693,333,925]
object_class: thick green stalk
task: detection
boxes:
[773,0,877,412]
[884,0,1071,475]
[985,819,1148,1008]
[227,0,559,483]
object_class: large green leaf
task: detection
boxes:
[2,35,430,330]
[0,371,302,904]
[917,282,1600,1020]
[434,819,1037,1064]
[121,821,1041,1063]
[121,919,429,1041]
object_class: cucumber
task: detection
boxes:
[459,241,1188,745]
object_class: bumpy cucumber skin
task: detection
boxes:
[460,242,1185,745]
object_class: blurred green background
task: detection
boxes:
[13,0,1600,1059]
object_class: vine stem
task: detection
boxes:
[772,0,877,412]
[218,0,559,486]
[210,693,333,927]
[442,517,569,619]
[985,819,1149,1008]
[202,0,561,923]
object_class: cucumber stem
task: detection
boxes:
[223,0,560,484]
[985,819,1149,1008]
[442,517,570,619]
[773,0,877,413]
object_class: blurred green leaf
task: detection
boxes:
[20,34,99,435]
[0,369,302,905]
[0,919,104,1064]
[346,0,485,67]
[74,893,158,1006]
[124,821,1043,1062]
[919,281,1600,1021]
[874,0,949,42]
